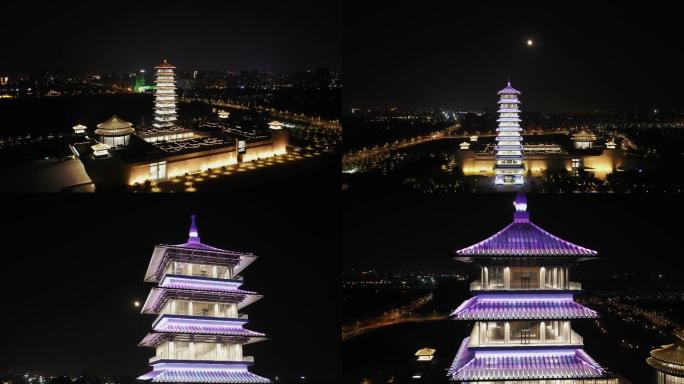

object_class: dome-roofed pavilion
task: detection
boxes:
[647,333,684,382]
[95,115,135,147]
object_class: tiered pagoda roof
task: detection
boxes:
[138,216,269,384]
[456,194,597,260]
[139,368,270,383]
[144,217,257,282]
[155,59,177,69]
[497,81,521,95]
[95,115,135,136]
[448,194,615,383]
[449,338,606,382]
[450,294,599,320]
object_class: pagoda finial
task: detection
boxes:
[507,78,511,87]
[188,214,201,243]
[513,193,529,222]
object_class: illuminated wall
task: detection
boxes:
[459,151,623,181]
[126,134,289,185]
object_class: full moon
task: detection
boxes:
[527,39,534,46]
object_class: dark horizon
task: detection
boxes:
[344,1,684,112]
[0,194,340,381]
[343,193,683,273]
[2,0,341,76]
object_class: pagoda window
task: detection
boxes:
[193,302,213,317]
[156,343,168,359]
[174,341,191,359]
[509,266,540,289]
[509,321,540,344]
[224,343,243,361]
[195,342,217,360]
[484,322,505,343]
[487,266,505,289]
[195,264,212,277]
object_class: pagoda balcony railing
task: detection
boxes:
[470,280,582,291]
[149,355,254,364]
[468,328,583,348]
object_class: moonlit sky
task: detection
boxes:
[344,1,684,112]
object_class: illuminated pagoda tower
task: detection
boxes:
[494,81,525,186]
[138,215,270,383]
[448,194,617,383]
[153,60,178,128]
[647,334,684,384]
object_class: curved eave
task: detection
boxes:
[139,331,267,348]
[144,244,257,283]
[94,128,135,136]
[647,356,684,378]
[456,221,598,258]
[141,287,262,314]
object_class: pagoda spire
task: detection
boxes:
[513,193,529,222]
[188,214,201,244]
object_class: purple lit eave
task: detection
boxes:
[497,81,522,95]
[144,216,258,282]
[448,337,608,381]
[140,330,266,348]
[455,215,598,262]
[144,245,258,283]
[450,294,599,320]
[159,275,244,292]
[138,364,271,383]
[141,287,262,314]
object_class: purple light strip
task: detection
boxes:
[449,344,605,381]
[456,219,598,256]
[153,316,265,336]
[160,275,243,292]
[139,365,270,383]
[450,295,599,319]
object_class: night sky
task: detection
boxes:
[3,0,340,74]
[1,194,340,381]
[343,192,684,273]
[344,1,684,112]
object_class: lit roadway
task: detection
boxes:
[180,97,341,131]
[341,293,447,341]
[343,128,569,165]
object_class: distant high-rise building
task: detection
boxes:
[494,81,525,185]
[138,215,270,383]
[135,69,147,93]
[154,60,178,129]
[448,194,617,383]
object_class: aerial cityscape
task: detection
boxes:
[343,2,684,193]
[0,1,341,192]
[342,193,684,383]
[4,1,684,384]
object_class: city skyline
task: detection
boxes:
[2,1,341,75]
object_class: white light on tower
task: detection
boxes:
[153,59,178,129]
[494,81,525,185]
